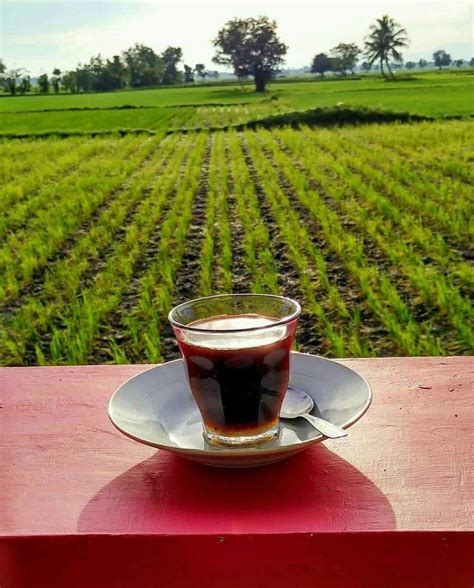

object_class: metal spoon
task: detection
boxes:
[281,387,348,439]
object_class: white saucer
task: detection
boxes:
[108,352,372,467]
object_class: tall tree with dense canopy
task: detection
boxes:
[330,43,360,74]
[123,44,163,87]
[418,58,427,68]
[62,71,78,93]
[310,53,332,77]
[433,50,452,69]
[364,15,409,79]
[75,65,93,92]
[213,16,287,92]
[105,56,128,89]
[38,73,49,93]
[161,46,182,85]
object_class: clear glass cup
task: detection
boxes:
[168,293,301,447]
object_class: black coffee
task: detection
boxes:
[177,314,294,439]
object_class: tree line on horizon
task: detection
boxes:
[0,46,221,95]
[311,47,467,77]
[1,14,472,96]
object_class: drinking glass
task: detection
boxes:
[169,294,300,447]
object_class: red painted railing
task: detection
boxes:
[1,357,472,587]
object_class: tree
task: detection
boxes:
[310,53,332,77]
[161,46,182,85]
[418,58,427,68]
[433,50,451,69]
[38,73,49,93]
[75,65,93,92]
[62,71,78,93]
[19,75,31,94]
[52,68,61,94]
[104,56,128,90]
[330,43,360,74]
[361,61,372,72]
[3,68,25,95]
[330,57,345,75]
[405,61,416,69]
[0,59,6,90]
[123,44,163,87]
[364,15,409,79]
[213,16,288,92]
[87,55,108,91]
[184,64,194,83]
[470,57,474,68]
[454,59,464,68]
[194,63,207,79]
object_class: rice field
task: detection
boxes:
[1,119,472,366]
[0,101,295,135]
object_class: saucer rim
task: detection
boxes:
[108,352,372,457]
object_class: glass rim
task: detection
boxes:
[168,293,301,334]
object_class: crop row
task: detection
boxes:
[1,137,85,183]
[331,129,472,235]
[244,129,450,355]
[275,131,471,348]
[271,127,472,346]
[92,133,208,363]
[0,133,186,364]
[1,120,471,365]
[285,127,471,276]
[0,140,112,236]
[0,135,160,303]
[236,132,375,356]
[184,101,291,130]
[226,133,280,293]
[198,132,233,295]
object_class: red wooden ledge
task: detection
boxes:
[1,357,473,587]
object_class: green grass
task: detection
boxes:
[0,84,267,112]
[1,71,471,363]
[278,80,474,116]
[1,71,472,130]
[0,106,195,134]
[0,119,472,365]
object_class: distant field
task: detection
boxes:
[1,120,472,366]
[279,78,474,116]
[0,102,294,134]
[0,72,472,131]
[1,71,472,366]
[0,84,267,112]
[0,107,194,134]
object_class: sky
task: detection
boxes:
[1,0,473,76]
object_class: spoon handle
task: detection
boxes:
[300,413,348,438]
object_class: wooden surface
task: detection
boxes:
[1,357,473,587]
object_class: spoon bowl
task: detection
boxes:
[281,387,348,439]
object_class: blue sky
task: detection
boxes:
[2,1,472,75]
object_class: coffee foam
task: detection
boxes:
[182,314,287,350]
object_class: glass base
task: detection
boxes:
[204,425,279,447]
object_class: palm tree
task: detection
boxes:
[364,15,409,79]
